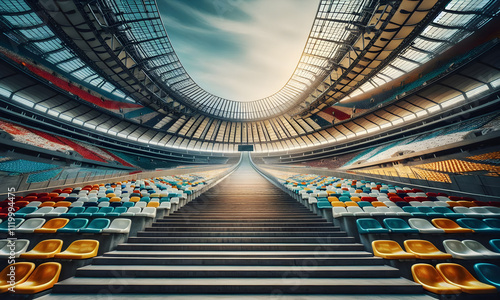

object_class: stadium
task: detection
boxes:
[0,0,499,299]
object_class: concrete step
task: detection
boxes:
[136,231,345,237]
[75,265,401,278]
[127,236,356,243]
[156,218,326,223]
[101,250,376,258]
[151,222,336,227]
[52,277,424,294]
[116,243,366,251]
[145,226,340,232]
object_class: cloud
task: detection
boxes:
[158,0,318,101]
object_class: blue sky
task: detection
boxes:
[157,0,319,101]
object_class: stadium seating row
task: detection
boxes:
[0,218,131,234]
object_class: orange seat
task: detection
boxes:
[33,218,69,233]
[53,201,72,207]
[54,240,99,259]
[371,201,387,207]
[457,201,476,207]
[436,263,497,294]
[14,262,62,294]
[411,264,462,294]
[48,193,59,198]
[404,240,453,259]
[20,239,63,259]
[0,262,35,293]
[372,240,417,259]
[109,197,122,202]
[431,218,474,233]
[39,201,55,207]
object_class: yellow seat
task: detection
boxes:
[404,240,453,259]
[328,196,339,202]
[431,218,474,233]
[54,240,99,259]
[411,263,462,294]
[109,197,122,202]
[129,196,140,202]
[0,262,35,293]
[20,239,63,259]
[371,201,387,207]
[34,218,69,233]
[331,202,346,207]
[372,240,417,259]
[344,201,358,207]
[350,196,361,202]
[436,263,497,294]
[14,262,61,294]
[53,201,71,207]
[106,193,116,198]
[147,202,160,208]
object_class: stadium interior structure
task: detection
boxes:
[0,0,499,299]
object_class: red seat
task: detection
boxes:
[415,197,429,202]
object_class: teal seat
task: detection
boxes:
[78,207,99,217]
[432,207,464,218]
[357,201,372,208]
[80,218,110,233]
[160,197,170,202]
[490,239,500,252]
[474,263,500,289]
[456,218,500,232]
[339,196,350,202]
[317,201,332,209]
[98,197,110,202]
[93,207,114,217]
[383,218,419,233]
[140,197,150,203]
[60,207,85,218]
[356,218,389,234]
[58,218,89,233]
[0,218,25,232]
[483,218,500,229]
[122,202,135,208]
[13,207,38,218]
[107,207,127,217]
[402,206,426,217]
[417,207,444,218]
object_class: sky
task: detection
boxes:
[157,0,319,101]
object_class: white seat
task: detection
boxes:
[136,207,156,218]
[78,197,89,202]
[121,207,141,216]
[470,207,499,217]
[369,193,379,197]
[436,196,450,201]
[98,202,110,207]
[483,206,500,214]
[15,218,45,233]
[409,202,424,207]
[159,202,171,209]
[135,202,147,208]
[26,207,53,218]
[462,240,500,259]
[377,196,390,202]
[89,197,99,202]
[388,207,412,216]
[45,207,68,217]
[443,239,484,259]
[433,201,450,207]
[383,201,397,207]
[453,207,480,217]
[26,201,41,207]
[102,218,132,234]
[415,192,427,197]
[332,207,353,218]
[375,207,395,216]
[70,201,84,207]
[408,218,445,233]
[362,206,386,217]
[170,197,180,204]
[421,201,437,207]
[0,239,30,258]
[346,206,371,217]
[308,197,317,204]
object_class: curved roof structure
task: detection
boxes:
[0,0,498,154]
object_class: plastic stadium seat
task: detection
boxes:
[78,206,100,217]
[411,264,462,294]
[408,218,445,234]
[60,206,85,217]
[135,201,147,208]
[80,218,110,233]
[54,240,99,259]
[15,218,46,233]
[57,218,89,233]
[456,218,500,233]
[474,263,500,289]
[436,263,497,294]
[332,207,353,218]
[0,262,36,293]
[383,218,419,233]
[404,240,452,259]
[344,201,358,207]
[13,207,38,218]
[416,207,444,218]
[431,207,464,218]
[98,201,110,207]
[136,207,156,218]
[45,207,69,217]
[106,206,127,217]
[103,220,132,234]
[442,240,484,259]
[20,239,63,259]
[453,207,481,217]
[121,207,141,216]
[387,206,412,216]
[34,218,69,233]
[462,240,500,259]
[14,262,62,294]
[147,201,160,208]
[483,218,500,229]
[371,240,416,259]
[470,207,500,217]
[402,206,426,217]
[347,206,371,217]
[93,207,114,217]
[431,218,474,233]
[356,218,389,234]
[0,218,25,233]
[54,201,71,208]
[25,206,53,218]
[0,239,30,258]
[39,201,55,207]
[122,202,135,208]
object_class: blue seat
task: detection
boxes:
[80,218,110,233]
[402,206,426,217]
[60,207,85,218]
[339,196,350,202]
[432,207,465,218]
[140,197,150,203]
[57,218,89,233]
[78,207,99,217]
[383,218,419,233]
[417,207,444,218]
[474,263,500,289]
[356,218,390,234]
[357,201,372,208]
[483,218,500,229]
[122,202,135,208]
[106,207,127,217]
[317,201,332,209]
[93,207,114,217]
[456,218,500,232]
[489,239,500,253]
[13,207,38,218]
[0,218,24,232]
[98,197,109,202]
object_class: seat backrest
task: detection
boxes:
[443,239,476,254]
[26,262,61,285]
[432,207,453,214]
[135,202,147,208]
[87,218,110,229]
[141,207,156,214]
[109,218,132,230]
[417,207,434,213]
[456,218,488,229]
[0,262,35,284]
[32,239,63,253]
[347,206,364,213]
[462,240,492,253]
[98,207,114,214]
[412,264,456,289]
[483,218,500,229]
[17,207,38,214]
[404,240,441,254]
[67,207,85,214]
[19,218,45,229]
[54,201,71,207]
[62,218,88,229]
[383,218,409,229]
[408,218,436,230]
[64,240,99,254]
[127,207,142,214]
[357,218,383,229]
[432,218,462,230]
[453,207,471,214]
[436,263,480,285]
[31,207,53,214]
[372,240,406,255]
[26,201,41,207]
[83,207,99,214]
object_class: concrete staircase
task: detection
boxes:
[44,155,431,299]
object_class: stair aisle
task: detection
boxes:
[41,154,432,299]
